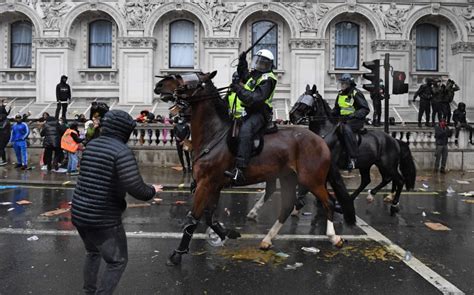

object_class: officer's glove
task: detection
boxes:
[230,82,242,93]
[232,72,240,85]
[237,52,248,73]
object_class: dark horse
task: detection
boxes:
[290,85,416,215]
[155,72,354,266]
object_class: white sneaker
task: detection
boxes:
[41,165,48,171]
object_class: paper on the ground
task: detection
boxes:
[127,203,151,208]
[40,208,70,217]
[424,222,451,231]
[16,200,32,205]
[455,180,470,184]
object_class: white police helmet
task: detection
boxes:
[251,49,274,72]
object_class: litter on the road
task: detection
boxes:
[275,252,290,258]
[152,198,163,204]
[171,166,183,171]
[422,183,429,189]
[27,235,39,241]
[425,222,451,231]
[455,180,470,184]
[16,200,32,205]
[463,199,474,204]
[418,188,427,192]
[175,200,187,205]
[404,251,412,261]
[284,262,303,270]
[302,212,312,216]
[421,211,427,217]
[416,176,430,182]
[301,247,320,254]
[40,208,70,217]
[460,191,474,197]
[7,208,14,212]
[431,211,441,215]
[224,208,231,216]
[0,202,13,206]
[127,203,151,208]
[178,183,185,188]
[446,186,456,195]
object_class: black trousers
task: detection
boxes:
[455,123,473,142]
[43,147,62,170]
[341,118,364,158]
[176,141,191,169]
[372,99,382,125]
[0,139,7,162]
[431,102,443,123]
[55,102,68,120]
[236,113,265,169]
[441,103,451,123]
[418,99,431,124]
[77,224,128,295]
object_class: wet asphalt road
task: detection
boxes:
[0,173,473,294]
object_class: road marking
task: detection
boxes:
[357,216,464,295]
[0,227,369,241]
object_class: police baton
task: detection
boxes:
[231,24,276,67]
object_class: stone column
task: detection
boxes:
[34,38,76,103]
[118,37,156,105]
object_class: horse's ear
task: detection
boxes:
[312,84,317,93]
[208,71,217,80]
[306,84,310,91]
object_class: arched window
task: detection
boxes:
[169,20,194,68]
[89,20,112,68]
[335,22,359,70]
[416,24,438,71]
[252,21,277,68]
[11,21,32,68]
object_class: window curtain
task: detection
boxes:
[416,24,438,71]
[252,21,277,68]
[335,22,359,69]
[11,22,32,68]
[89,20,112,68]
[170,20,194,68]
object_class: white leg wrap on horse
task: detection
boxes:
[247,191,266,218]
[262,220,283,244]
[326,220,341,245]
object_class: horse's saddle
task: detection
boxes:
[227,120,278,156]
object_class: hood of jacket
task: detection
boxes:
[101,110,136,143]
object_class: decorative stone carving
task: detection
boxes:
[452,42,474,55]
[282,2,329,32]
[370,40,410,52]
[202,38,240,48]
[371,3,413,33]
[191,0,245,31]
[454,6,474,34]
[289,39,326,50]
[118,37,157,49]
[117,1,164,30]
[30,1,72,30]
[34,38,76,49]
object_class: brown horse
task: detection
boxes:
[155,71,347,266]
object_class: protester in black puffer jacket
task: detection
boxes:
[71,110,162,295]
[40,116,62,171]
[0,114,10,165]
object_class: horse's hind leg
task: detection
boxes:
[260,174,297,250]
[351,167,371,200]
[390,172,404,216]
[247,178,277,221]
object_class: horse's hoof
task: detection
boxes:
[246,211,258,221]
[390,204,400,216]
[259,241,272,250]
[166,251,183,266]
[291,207,299,217]
[334,238,345,249]
[366,194,375,203]
[383,194,394,203]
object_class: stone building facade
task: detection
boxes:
[1,0,474,118]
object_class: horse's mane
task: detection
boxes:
[315,93,337,124]
[203,79,232,124]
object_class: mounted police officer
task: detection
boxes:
[413,77,433,127]
[224,49,277,183]
[332,73,370,170]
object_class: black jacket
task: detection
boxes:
[173,122,190,142]
[453,109,467,125]
[71,110,156,229]
[445,83,460,103]
[40,117,60,148]
[333,87,370,120]
[413,84,432,101]
[56,77,71,102]
[0,115,10,146]
[435,125,452,145]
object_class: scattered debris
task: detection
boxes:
[431,211,441,215]
[219,247,288,265]
[40,208,70,217]
[275,252,290,258]
[171,166,183,171]
[389,266,395,270]
[460,191,474,197]
[224,208,231,216]
[284,262,303,270]
[7,208,15,212]
[446,186,456,195]
[422,183,429,189]
[0,202,13,206]
[127,203,151,208]
[178,183,185,188]
[425,222,451,231]
[404,251,412,262]
[418,188,427,192]
[152,198,163,204]
[175,200,187,205]
[27,235,39,241]
[191,251,207,256]
[463,199,474,204]
[302,212,312,216]
[301,247,320,254]
[416,176,430,182]
[455,180,470,184]
[16,200,32,205]
[422,211,426,217]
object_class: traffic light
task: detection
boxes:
[392,71,409,94]
[362,60,380,94]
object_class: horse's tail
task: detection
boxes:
[327,163,356,225]
[397,140,416,191]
